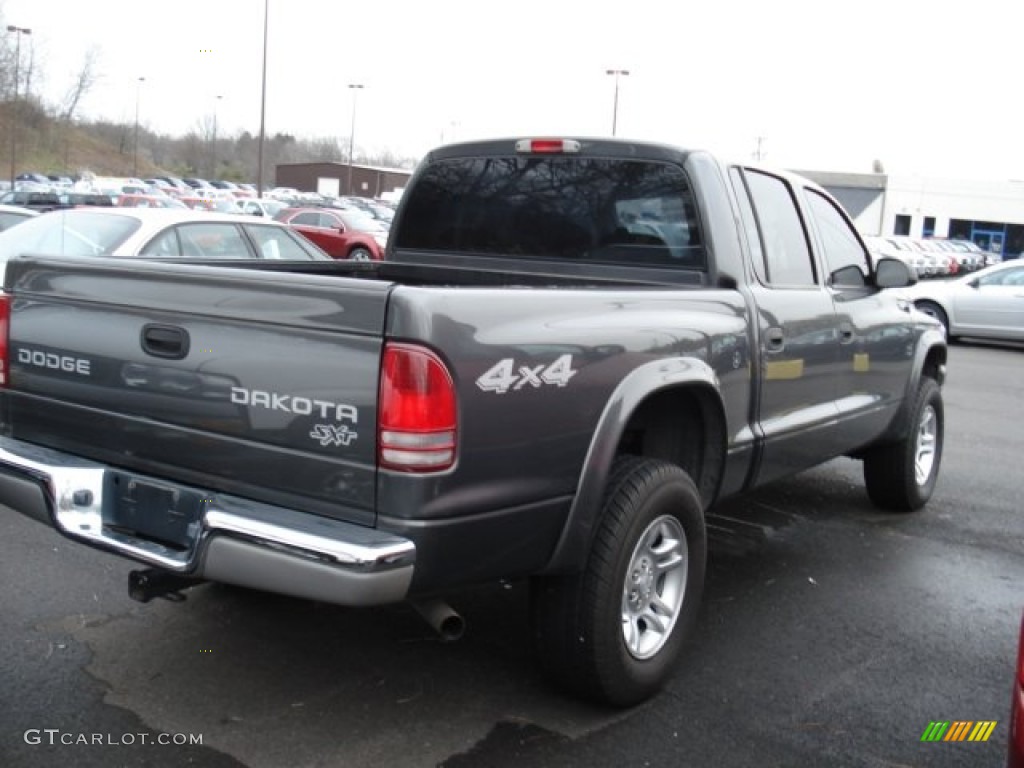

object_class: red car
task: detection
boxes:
[274,207,388,261]
[116,194,186,209]
[1011,612,1024,768]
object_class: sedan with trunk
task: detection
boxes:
[274,206,388,260]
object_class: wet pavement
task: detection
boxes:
[1,342,1021,768]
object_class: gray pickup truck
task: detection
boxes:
[0,138,946,706]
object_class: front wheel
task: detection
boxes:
[530,456,706,707]
[862,376,944,511]
[348,247,373,261]
[914,300,950,338]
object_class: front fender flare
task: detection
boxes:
[881,328,946,444]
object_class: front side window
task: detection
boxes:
[978,266,1024,286]
[743,170,816,287]
[321,212,343,229]
[395,156,705,269]
[245,225,323,260]
[173,223,252,259]
[140,228,181,256]
[804,189,869,286]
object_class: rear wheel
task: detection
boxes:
[530,456,706,707]
[863,377,943,511]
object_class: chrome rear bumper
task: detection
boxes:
[0,437,414,606]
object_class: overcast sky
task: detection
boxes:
[5,0,1023,180]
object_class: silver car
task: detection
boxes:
[902,258,1024,342]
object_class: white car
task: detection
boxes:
[237,198,288,219]
[901,258,1024,342]
[863,235,930,278]
[0,204,39,232]
[0,208,330,276]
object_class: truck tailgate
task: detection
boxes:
[3,257,392,527]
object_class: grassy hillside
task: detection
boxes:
[2,99,415,184]
[2,102,167,179]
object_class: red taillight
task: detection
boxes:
[514,138,581,154]
[378,343,456,472]
[0,292,10,387]
[1013,614,1024,768]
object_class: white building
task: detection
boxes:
[797,170,1024,258]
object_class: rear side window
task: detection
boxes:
[742,170,816,287]
[395,157,705,269]
[0,210,139,258]
[292,212,321,226]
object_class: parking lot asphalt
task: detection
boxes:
[1,342,1021,768]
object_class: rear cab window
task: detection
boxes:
[394,155,706,271]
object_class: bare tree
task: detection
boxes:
[60,46,100,122]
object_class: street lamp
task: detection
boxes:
[7,25,32,188]
[347,83,364,196]
[605,69,629,137]
[133,76,145,177]
[212,94,222,178]
[257,0,269,197]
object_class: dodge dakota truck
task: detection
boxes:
[0,137,946,706]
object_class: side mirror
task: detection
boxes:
[874,257,916,288]
[831,264,868,288]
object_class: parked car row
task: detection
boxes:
[0,208,332,275]
[865,235,999,278]
[4,174,397,261]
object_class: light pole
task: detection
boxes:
[346,83,364,196]
[133,76,145,177]
[605,68,629,137]
[7,25,31,189]
[212,94,222,178]
[257,0,269,197]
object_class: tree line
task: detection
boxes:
[0,15,417,185]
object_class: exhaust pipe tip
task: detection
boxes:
[412,599,465,642]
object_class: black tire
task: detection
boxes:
[863,377,943,511]
[914,300,950,338]
[530,456,706,707]
[348,247,373,261]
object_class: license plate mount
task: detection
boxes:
[103,473,205,551]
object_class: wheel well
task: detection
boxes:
[615,387,725,508]
[923,344,947,384]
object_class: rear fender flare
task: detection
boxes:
[543,357,723,574]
